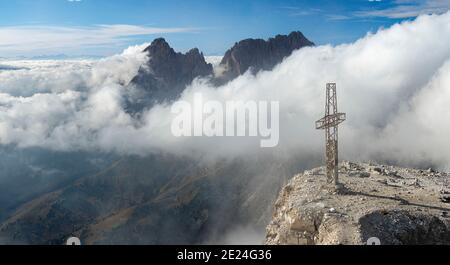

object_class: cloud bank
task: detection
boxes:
[1,12,450,170]
[357,0,450,19]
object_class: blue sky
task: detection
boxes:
[0,0,449,57]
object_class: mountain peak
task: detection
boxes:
[151,37,168,45]
[287,31,307,39]
[186,48,205,59]
[129,39,213,108]
[217,31,314,82]
[130,31,314,108]
[144,38,173,54]
[266,161,450,245]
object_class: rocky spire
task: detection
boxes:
[217,31,315,83]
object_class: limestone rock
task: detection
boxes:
[216,31,314,84]
[266,161,450,245]
[129,38,213,108]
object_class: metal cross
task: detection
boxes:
[316,83,346,189]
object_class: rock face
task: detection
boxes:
[266,162,450,245]
[217,31,314,83]
[129,32,314,108]
[129,38,213,107]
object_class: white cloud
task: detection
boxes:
[0,24,196,57]
[326,14,351,20]
[1,12,450,170]
[357,0,450,18]
[205,56,223,67]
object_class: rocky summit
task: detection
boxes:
[266,161,450,245]
[129,38,213,108]
[216,31,314,83]
[128,32,314,109]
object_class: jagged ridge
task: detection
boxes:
[129,31,314,107]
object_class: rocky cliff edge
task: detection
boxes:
[265,161,450,245]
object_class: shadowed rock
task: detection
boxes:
[128,32,314,110]
[216,31,314,84]
[128,38,213,110]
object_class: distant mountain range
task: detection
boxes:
[0,64,28,71]
[0,32,315,245]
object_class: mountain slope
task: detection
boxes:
[0,154,308,245]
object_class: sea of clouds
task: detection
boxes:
[1,12,450,170]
